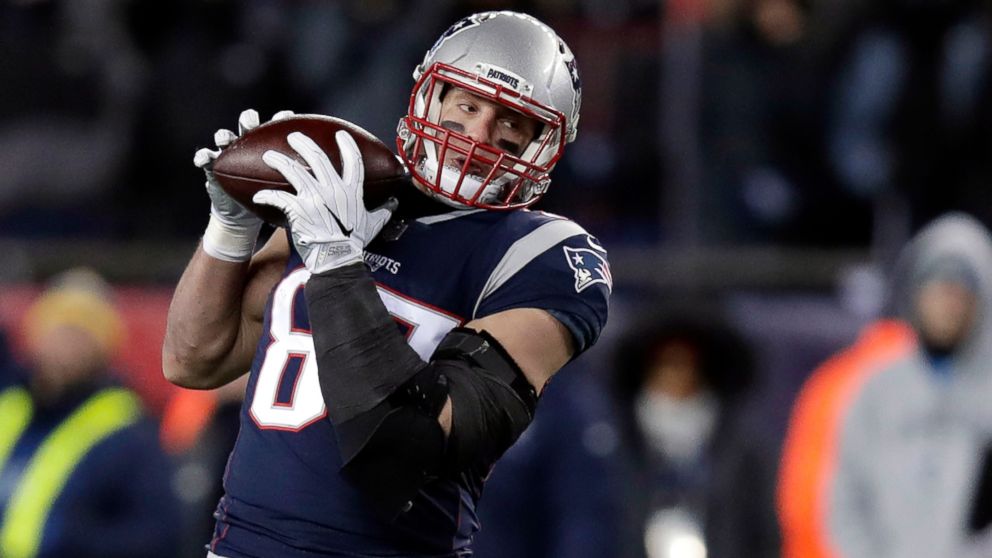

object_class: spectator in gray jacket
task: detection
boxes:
[829,212,992,557]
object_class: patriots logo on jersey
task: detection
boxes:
[563,245,612,293]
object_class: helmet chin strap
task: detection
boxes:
[419,157,510,207]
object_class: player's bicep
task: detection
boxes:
[465,308,573,394]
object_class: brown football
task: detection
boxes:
[212,115,409,225]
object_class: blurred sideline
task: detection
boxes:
[0,285,176,415]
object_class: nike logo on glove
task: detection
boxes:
[325,204,353,237]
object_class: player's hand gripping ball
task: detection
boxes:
[253,131,398,273]
[212,115,408,225]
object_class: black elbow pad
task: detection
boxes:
[438,328,538,473]
[336,328,538,520]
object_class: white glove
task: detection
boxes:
[253,131,397,274]
[195,109,295,261]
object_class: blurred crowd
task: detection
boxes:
[3,0,992,557]
[2,0,991,248]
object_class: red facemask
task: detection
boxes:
[397,63,568,210]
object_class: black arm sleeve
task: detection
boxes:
[304,263,425,426]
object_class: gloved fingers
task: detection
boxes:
[194,147,220,169]
[214,129,238,148]
[334,131,366,226]
[287,132,351,220]
[272,110,296,121]
[334,131,365,195]
[262,150,316,196]
[253,189,300,220]
[238,109,261,135]
[287,132,340,190]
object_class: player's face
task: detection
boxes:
[437,87,539,175]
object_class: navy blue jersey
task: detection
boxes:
[211,208,611,558]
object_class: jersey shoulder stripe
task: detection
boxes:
[415,209,486,225]
[472,214,588,317]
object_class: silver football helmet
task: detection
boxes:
[396,11,582,210]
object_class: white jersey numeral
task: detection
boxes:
[249,269,462,431]
[375,283,463,361]
[249,268,325,431]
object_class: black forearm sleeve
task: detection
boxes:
[304,263,425,427]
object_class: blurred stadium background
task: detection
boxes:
[1,0,990,556]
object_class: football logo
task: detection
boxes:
[564,245,612,293]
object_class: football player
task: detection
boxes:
[163,11,611,558]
